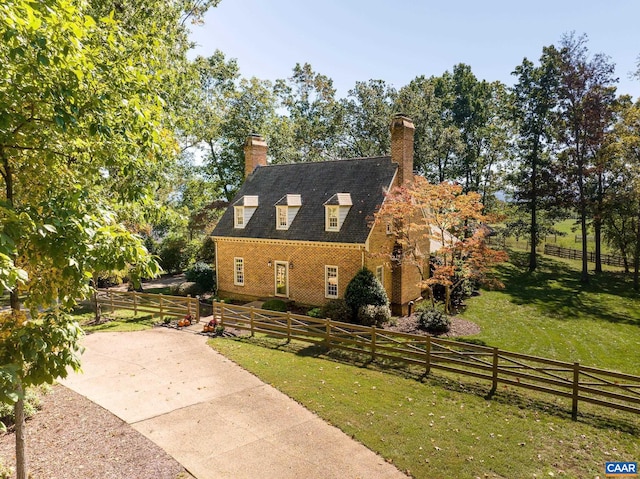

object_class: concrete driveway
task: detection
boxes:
[60,327,408,479]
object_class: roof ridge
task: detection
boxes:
[263,156,392,169]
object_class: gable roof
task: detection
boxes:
[212,156,397,244]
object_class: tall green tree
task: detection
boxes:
[450,64,493,193]
[274,63,343,162]
[510,47,561,271]
[0,0,214,475]
[396,75,464,182]
[554,33,617,282]
[338,79,396,158]
[606,98,640,288]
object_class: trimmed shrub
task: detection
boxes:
[307,307,322,318]
[357,304,391,327]
[417,308,451,335]
[262,299,288,312]
[175,281,203,297]
[185,261,215,292]
[321,299,352,322]
[344,268,389,323]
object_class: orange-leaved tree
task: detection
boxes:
[375,176,508,313]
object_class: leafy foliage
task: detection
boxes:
[357,304,391,327]
[416,307,451,335]
[376,177,508,313]
[344,268,389,321]
[0,385,48,429]
[158,236,197,274]
[320,299,352,323]
[261,299,287,312]
[185,261,215,292]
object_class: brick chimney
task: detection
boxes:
[390,114,415,185]
[244,133,268,178]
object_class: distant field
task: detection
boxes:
[459,250,640,375]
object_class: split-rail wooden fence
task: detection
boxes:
[214,302,640,420]
[544,244,626,268]
[96,289,200,322]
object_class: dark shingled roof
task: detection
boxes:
[212,156,397,244]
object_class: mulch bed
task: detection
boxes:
[0,385,192,479]
[384,315,481,337]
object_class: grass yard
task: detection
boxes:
[71,305,159,333]
[208,336,640,479]
[459,251,640,375]
[496,218,618,256]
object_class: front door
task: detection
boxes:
[274,261,288,297]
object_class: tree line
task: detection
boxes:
[175,33,640,290]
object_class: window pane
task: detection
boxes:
[326,266,338,298]
[278,207,287,227]
[234,258,244,285]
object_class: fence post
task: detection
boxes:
[325,318,331,349]
[250,307,255,337]
[219,302,225,327]
[109,290,114,315]
[286,312,291,343]
[159,294,164,323]
[371,326,376,362]
[489,347,499,397]
[425,336,431,376]
[187,295,192,317]
[195,298,200,322]
[572,362,580,420]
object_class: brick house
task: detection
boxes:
[211,114,423,314]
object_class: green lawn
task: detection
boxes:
[459,251,640,375]
[206,251,640,478]
[209,336,640,479]
[501,218,617,256]
[72,305,160,333]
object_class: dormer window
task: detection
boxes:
[274,194,302,231]
[326,206,339,231]
[277,206,288,228]
[324,193,352,232]
[233,195,259,229]
[234,207,245,227]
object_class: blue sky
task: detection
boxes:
[189,0,640,100]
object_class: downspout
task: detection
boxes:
[214,238,219,293]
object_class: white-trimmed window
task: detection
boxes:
[234,206,244,228]
[234,257,244,286]
[276,205,288,230]
[325,266,338,298]
[326,206,339,231]
[324,193,351,232]
[386,223,392,235]
[375,265,384,285]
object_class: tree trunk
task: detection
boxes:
[594,218,602,273]
[3,147,29,479]
[529,142,539,272]
[594,172,603,274]
[634,203,640,292]
[444,286,451,315]
[577,144,589,284]
[15,383,27,479]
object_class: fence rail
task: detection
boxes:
[96,289,200,322]
[214,302,640,420]
[544,244,626,268]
